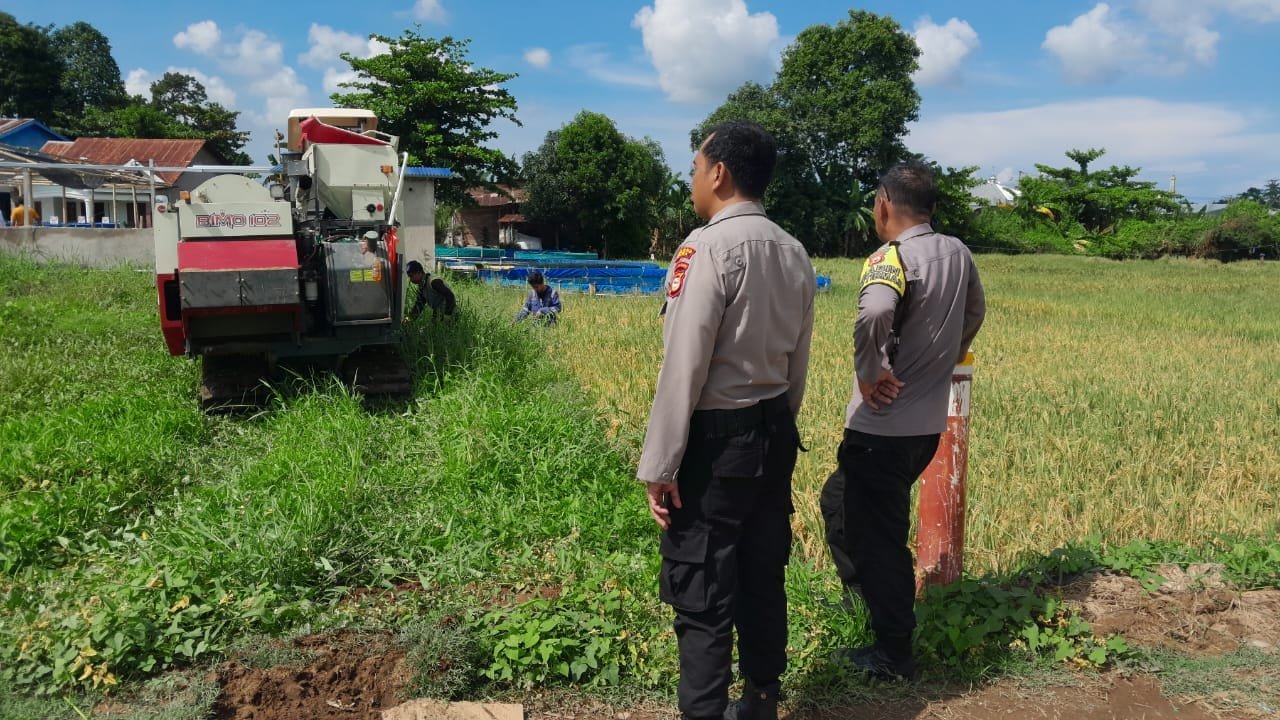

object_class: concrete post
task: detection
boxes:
[916,352,974,592]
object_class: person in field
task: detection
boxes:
[638,120,815,720]
[514,270,561,326]
[829,161,986,681]
[405,260,457,321]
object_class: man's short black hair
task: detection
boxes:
[527,270,545,286]
[701,120,777,199]
[406,260,425,275]
[879,162,937,219]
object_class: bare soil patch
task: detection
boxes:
[1061,566,1280,655]
[211,632,413,720]
[177,570,1280,720]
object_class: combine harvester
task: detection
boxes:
[153,108,440,408]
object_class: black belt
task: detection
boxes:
[690,393,789,438]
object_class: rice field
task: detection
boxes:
[1,251,1276,707]
[539,253,1280,572]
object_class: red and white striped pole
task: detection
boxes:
[916,352,974,593]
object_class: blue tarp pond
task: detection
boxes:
[437,247,831,295]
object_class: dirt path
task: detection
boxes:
[95,569,1279,720]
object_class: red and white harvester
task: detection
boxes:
[153,108,436,407]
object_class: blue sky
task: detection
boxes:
[17,0,1280,202]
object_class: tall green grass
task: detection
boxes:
[0,257,659,696]
[1,253,1277,706]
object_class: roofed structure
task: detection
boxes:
[0,118,68,150]
[971,179,1021,207]
[41,138,218,186]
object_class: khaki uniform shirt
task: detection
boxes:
[845,224,985,436]
[637,201,816,484]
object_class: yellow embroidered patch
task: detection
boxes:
[859,245,906,296]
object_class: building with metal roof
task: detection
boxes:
[41,138,224,188]
[970,179,1021,207]
[0,143,156,227]
[0,118,68,150]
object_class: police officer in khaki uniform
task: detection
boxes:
[638,120,816,720]
[830,161,985,681]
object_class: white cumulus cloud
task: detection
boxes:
[125,68,152,97]
[633,0,779,104]
[1043,4,1140,83]
[912,16,980,87]
[524,47,552,69]
[300,24,387,68]
[248,66,311,130]
[323,67,360,94]
[411,0,448,23]
[173,20,221,55]
[1213,0,1280,21]
[907,97,1280,200]
[225,30,284,76]
[1136,0,1220,67]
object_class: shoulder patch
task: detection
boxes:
[859,245,906,296]
[668,246,696,299]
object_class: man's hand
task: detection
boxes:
[646,481,681,530]
[858,369,904,410]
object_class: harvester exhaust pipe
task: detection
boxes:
[387,151,410,225]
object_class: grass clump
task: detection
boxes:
[0,257,655,697]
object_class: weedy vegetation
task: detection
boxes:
[0,252,1277,717]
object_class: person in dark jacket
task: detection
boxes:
[406,260,457,320]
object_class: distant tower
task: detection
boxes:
[1170,174,1177,194]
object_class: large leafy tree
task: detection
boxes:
[694,10,920,255]
[50,21,126,134]
[695,82,827,249]
[333,29,520,205]
[77,72,253,164]
[1021,148,1180,233]
[82,101,196,141]
[148,72,251,164]
[523,111,668,258]
[0,12,63,123]
[774,10,920,191]
[1227,179,1280,209]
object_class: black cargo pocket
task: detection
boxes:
[659,528,710,613]
[711,429,765,480]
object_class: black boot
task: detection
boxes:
[723,677,781,720]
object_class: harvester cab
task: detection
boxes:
[154,108,426,409]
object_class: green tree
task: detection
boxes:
[50,21,126,134]
[148,72,251,164]
[928,162,983,242]
[1265,179,1280,209]
[774,10,921,192]
[653,172,698,258]
[693,82,826,250]
[80,99,196,140]
[1022,148,1180,233]
[0,12,63,123]
[522,111,668,258]
[333,29,520,206]
[694,10,920,255]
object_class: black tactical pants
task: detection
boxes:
[659,396,798,720]
[819,454,858,587]
[836,429,940,662]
